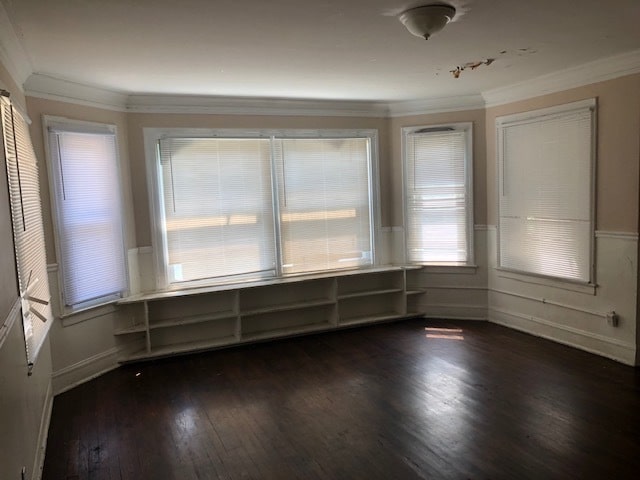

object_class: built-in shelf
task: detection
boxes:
[406,289,426,296]
[337,288,404,300]
[241,299,334,316]
[114,266,425,362]
[242,323,332,342]
[114,324,146,336]
[149,311,237,330]
[339,313,404,326]
[124,335,238,362]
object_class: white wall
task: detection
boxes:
[488,229,637,364]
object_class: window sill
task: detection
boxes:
[495,268,596,295]
[60,301,119,327]
[119,265,417,304]
[416,263,479,274]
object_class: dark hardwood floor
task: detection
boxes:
[42,319,640,480]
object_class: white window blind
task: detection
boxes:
[158,138,276,284]
[274,138,373,274]
[498,100,595,282]
[404,125,472,263]
[1,97,53,364]
[48,123,127,308]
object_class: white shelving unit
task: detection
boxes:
[114,266,425,362]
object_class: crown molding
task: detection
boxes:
[126,94,390,117]
[24,74,128,111]
[0,2,33,90]
[388,94,485,117]
[482,48,640,108]
[20,49,640,117]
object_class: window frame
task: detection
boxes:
[43,115,130,314]
[401,122,475,265]
[495,98,597,285]
[144,127,381,290]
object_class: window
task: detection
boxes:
[46,117,128,310]
[1,95,53,364]
[403,123,473,264]
[146,129,378,288]
[497,99,595,283]
[274,138,373,274]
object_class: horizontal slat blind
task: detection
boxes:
[159,138,276,284]
[49,131,127,306]
[1,98,53,364]
[499,107,593,282]
[405,130,469,262]
[274,138,373,274]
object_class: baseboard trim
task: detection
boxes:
[423,315,487,321]
[422,303,488,321]
[32,379,53,480]
[52,347,120,395]
[488,306,636,365]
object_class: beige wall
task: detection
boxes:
[389,109,487,227]
[485,73,640,365]
[127,113,391,246]
[0,61,25,108]
[485,73,640,232]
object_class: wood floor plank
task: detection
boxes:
[42,319,640,479]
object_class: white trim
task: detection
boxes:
[488,307,636,365]
[16,49,640,116]
[473,224,489,231]
[425,303,487,311]
[43,116,130,313]
[45,115,116,135]
[145,127,381,291]
[127,94,390,117]
[423,285,487,291]
[0,2,32,90]
[495,98,596,126]
[388,95,485,117]
[60,302,118,326]
[402,122,474,265]
[138,245,153,255]
[32,379,53,480]
[496,99,596,285]
[491,288,607,317]
[483,48,640,107]
[495,269,597,295]
[0,296,21,350]
[25,74,128,111]
[595,230,638,241]
[52,346,120,395]
[419,265,479,274]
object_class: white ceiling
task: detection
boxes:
[2,0,640,102]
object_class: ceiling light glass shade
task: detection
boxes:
[399,4,456,40]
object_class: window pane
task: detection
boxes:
[52,131,127,306]
[2,101,54,363]
[498,106,593,282]
[274,138,372,274]
[405,130,469,263]
[159,138,276,284]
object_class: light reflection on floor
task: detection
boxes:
[425,327,465,340]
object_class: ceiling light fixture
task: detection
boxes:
[398,4,456,40]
